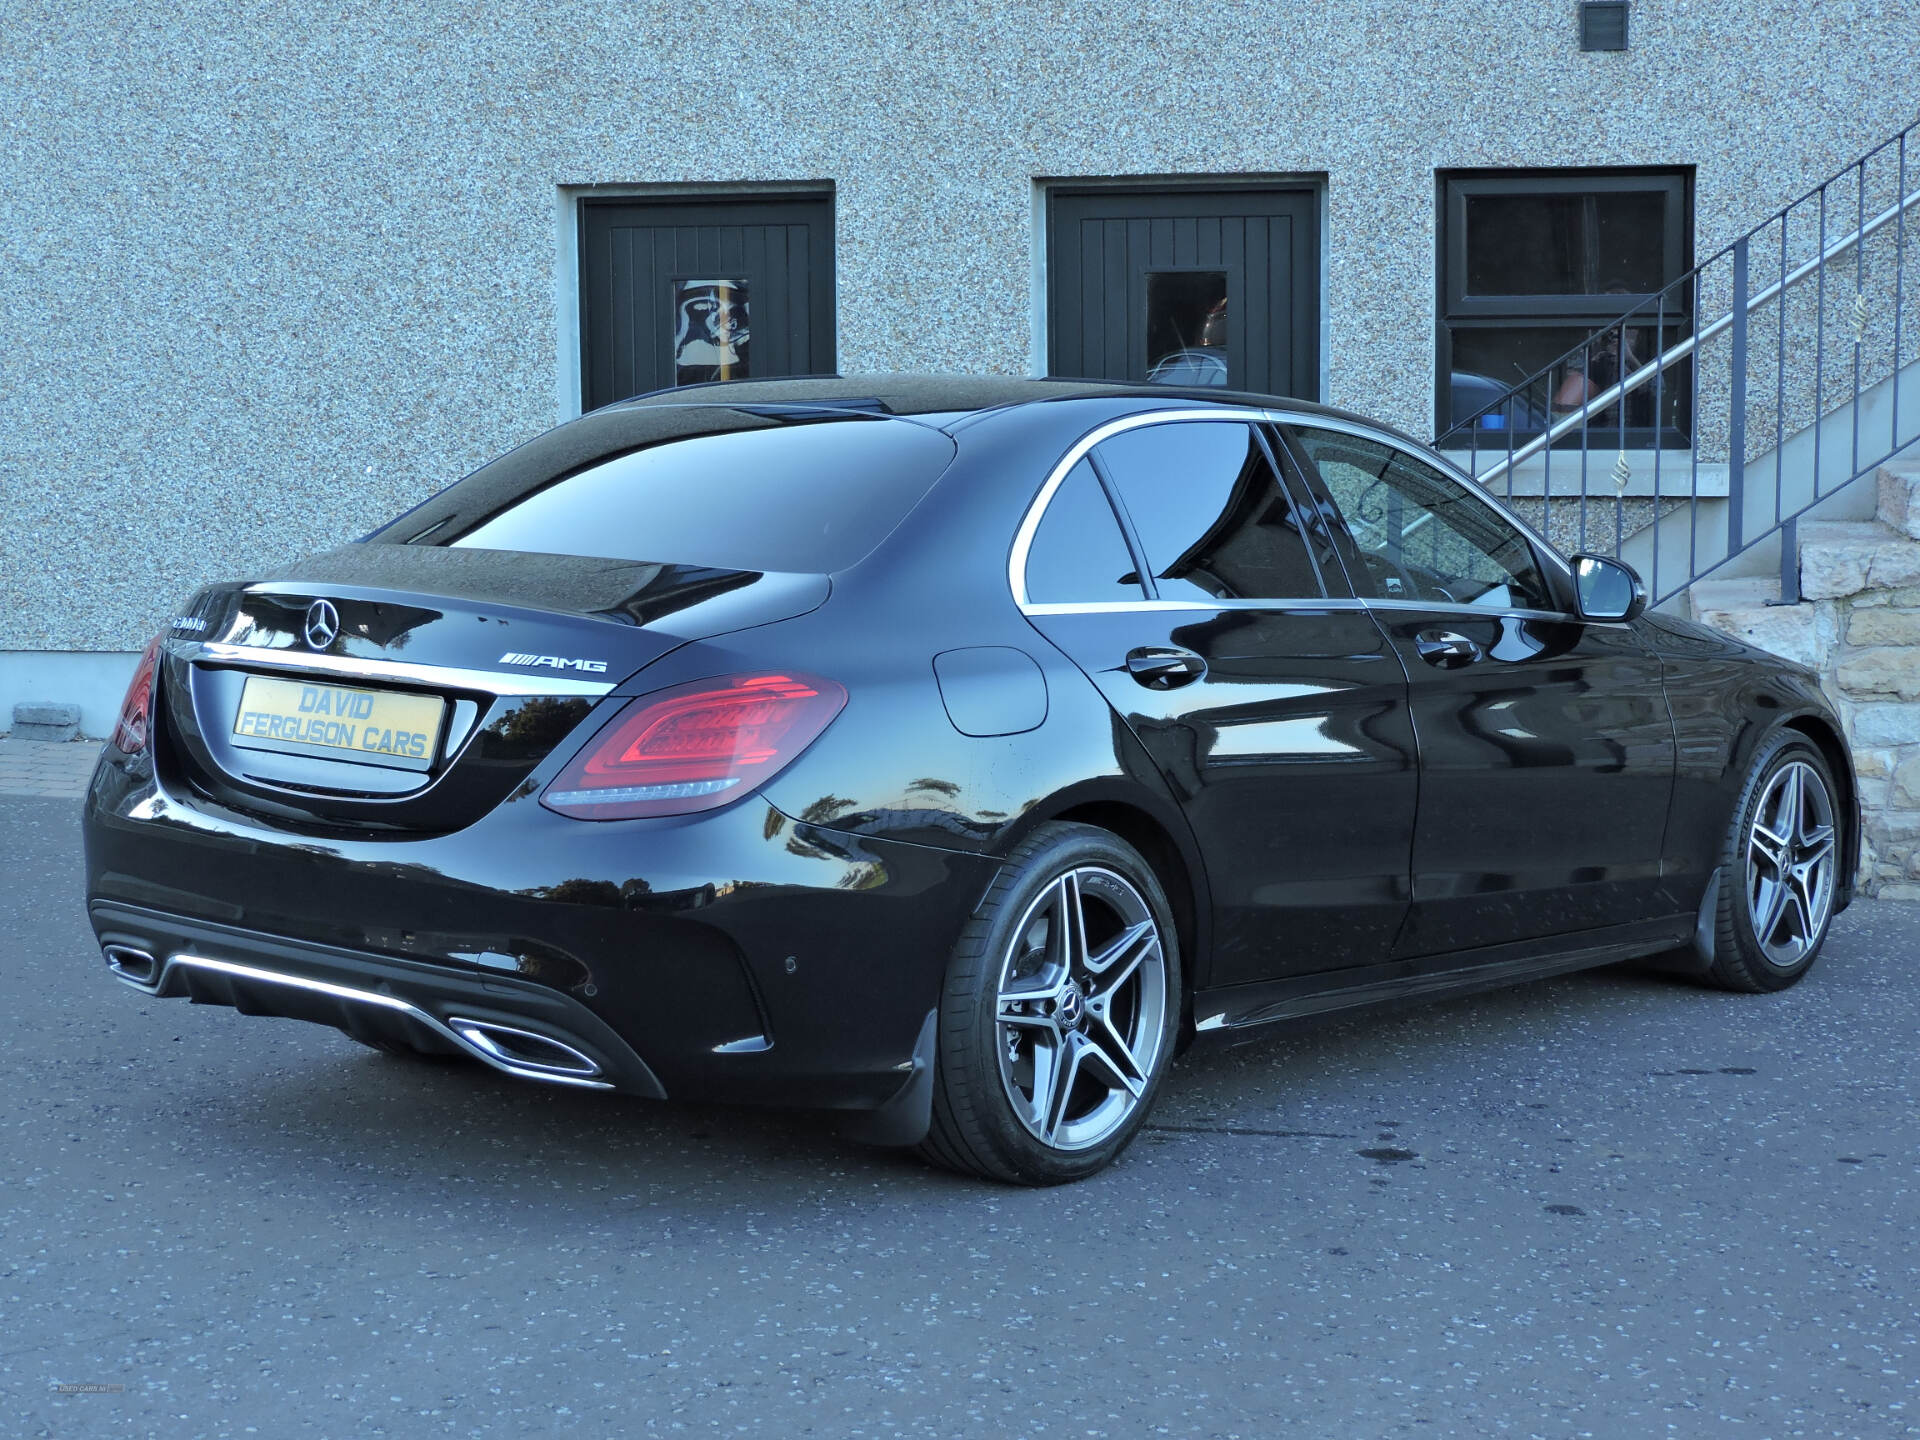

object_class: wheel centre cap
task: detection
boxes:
[1057,983,1086,1028]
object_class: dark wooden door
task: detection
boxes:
[1047,186,1319,400]
[580,195,835,409]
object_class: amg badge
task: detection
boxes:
[498,652,609,673]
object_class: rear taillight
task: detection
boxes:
[541,672,846,820]
[112,635,164,754]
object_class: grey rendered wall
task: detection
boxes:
[2,0,1915,651]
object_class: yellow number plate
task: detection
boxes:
[231,675,445,772]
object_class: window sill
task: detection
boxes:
[1441,449,1728,499]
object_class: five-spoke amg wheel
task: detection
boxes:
[920,823,1180,1184]
[1707,731,1842,992]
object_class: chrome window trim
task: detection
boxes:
[1009,405,1597,624]
[171,640,618,698]
[1021,596,1614,624]
[1007,406,1296,612]
[1362,597,1625,626]
[1023,598,1368,616]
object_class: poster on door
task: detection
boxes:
[673,279,750,385]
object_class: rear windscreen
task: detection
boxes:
[441,417,956,574]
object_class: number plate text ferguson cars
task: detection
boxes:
[230,675,444,770]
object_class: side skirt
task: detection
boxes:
[1190,915,1695,1037]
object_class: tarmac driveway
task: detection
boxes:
[3,793,1916,1438]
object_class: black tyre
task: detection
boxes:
[918,822,1181,1185]
[1704,730,1843,993]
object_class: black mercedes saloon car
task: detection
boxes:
[83,375,1857,1184]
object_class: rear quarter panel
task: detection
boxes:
[687,403,1219,966]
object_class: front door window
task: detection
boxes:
[1289,429,1553,612]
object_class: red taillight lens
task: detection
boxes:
[541,672,847,820]
[112,635,164,755]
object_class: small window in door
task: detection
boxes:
[672,279,750,384]
[1291,429,1554,612]
[1145,272,1229,386]
[1093,422,1323,602]
[1024,459,1147,604]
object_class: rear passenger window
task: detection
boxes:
[1093,421,1323,602]
[1024,459,1147,604]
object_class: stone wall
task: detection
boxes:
[1692,462,1920,899]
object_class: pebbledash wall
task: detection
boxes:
[1,1,1916,733]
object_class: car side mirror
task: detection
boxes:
[1571,554,1647,622]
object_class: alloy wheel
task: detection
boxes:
[994,865,1169,1151]
[1745,759,1837,968]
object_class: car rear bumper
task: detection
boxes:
[91,902,669,1095]
[82,748,999,1117]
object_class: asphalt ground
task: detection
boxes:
[4,793,1917,1439]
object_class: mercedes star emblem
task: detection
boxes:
[303,599,340,651]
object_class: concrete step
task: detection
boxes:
[1686,576,1823,668]
[1797,519,1920,599]
[1880,460,1920,539]
[1687,575,1781,618]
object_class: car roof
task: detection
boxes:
[611,372,1421,446]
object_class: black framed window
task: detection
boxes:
[1437,170,1692,448]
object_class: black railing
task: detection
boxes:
[1437,115,1920,607]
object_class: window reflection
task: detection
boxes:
[1095,423,1322,602]
[1449,322,1691,436]
[1464,191,1669,297]
[1439,171,1692,447]
[1025,460,1145,603]
[1145,272,1228,387]
[1291,429,1553,612]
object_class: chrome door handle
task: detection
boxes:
[1124,647,1207,689]
[1414,629,1482,668]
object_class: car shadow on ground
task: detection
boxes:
[177,955,1737,1205]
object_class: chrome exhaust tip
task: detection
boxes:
[103,944,161,990]
[447,1018,603,1081]
[97,948,620,1092]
